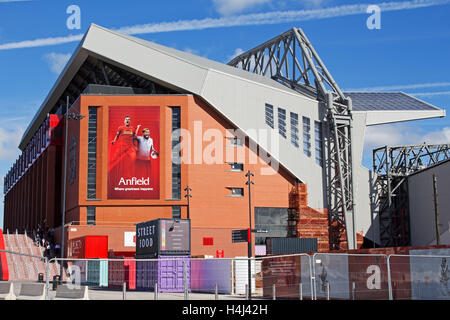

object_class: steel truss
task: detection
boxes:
[228,28,355,250]
[373,144,450,247]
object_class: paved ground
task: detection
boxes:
[58,290,254,300]
[10,281,268,300]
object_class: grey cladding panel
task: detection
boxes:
[344,92,440,111]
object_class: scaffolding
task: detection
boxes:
[373,143,450,247]
[228,27,355,249]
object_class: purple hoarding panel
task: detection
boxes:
[191,259,232,294]
[135,256,191,293]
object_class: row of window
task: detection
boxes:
[265,103,323,166]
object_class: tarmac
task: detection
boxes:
[50,289,256,300]
[11,281,268,300]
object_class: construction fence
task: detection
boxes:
[1,250,449,300]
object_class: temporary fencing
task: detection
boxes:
[1,249,449,300]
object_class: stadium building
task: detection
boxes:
[2,24,447,258]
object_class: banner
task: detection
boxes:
[124,232,136,247]
[108,106,160,199]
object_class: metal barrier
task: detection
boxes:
[312,253,389,300]
[0,249,50,300]
[1,250,448,300]
[256,254,313,300]
[388,254,450,300]
[49,257,194,300]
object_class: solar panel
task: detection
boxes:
[343,92,440,112]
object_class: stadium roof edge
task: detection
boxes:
[18,24,447,150]
[19,23,316,150]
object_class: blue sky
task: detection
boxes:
[0,0,449,229]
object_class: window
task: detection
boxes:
[315,121,323,166]
[87,107,98,199]
[227,187,244,197]
[303,116,311,157]
[171,107,181,199]
[254,207,288,245]
[265,104,274,128]
[228,163,244,171]
[278,108,286,138]
[172,206,181,219]
[290,112,299,148]
[87,206,96,226]
[226,137,244,146]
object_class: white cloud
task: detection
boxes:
[301,0,331,9]
[410,91,450,97]
[364,124,450,151]
[0,34,83,50]
[345,82,450,92]
[0,127,24,161]
[422,127,450,144]
[364,124,411,150]
[0,0,31,2]
[2,0,450,50]
[228,47,245,61]
[213,0,271,16]
[43,52,71,74]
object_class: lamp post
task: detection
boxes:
[433,174,440,245]
[184,186,192,220]
[60,96,84,280]
[245,170,254,300]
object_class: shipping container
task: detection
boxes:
[86,260,108,287]
[69,236,108,259]
[124,259,136,290]
[136,219,190,258]
[266,238,318,255]
[108,260,125,289]
[135,256,191,293]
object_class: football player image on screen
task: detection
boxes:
[109,115,139,172]
[134,126,159,160]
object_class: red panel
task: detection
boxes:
[0,229,9,281]
[124,259,136,290]
[85,236,108,259]
[112,251,135,258]
[203,237,214,246]
[70,236,108,259]
[48,115,63,146]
